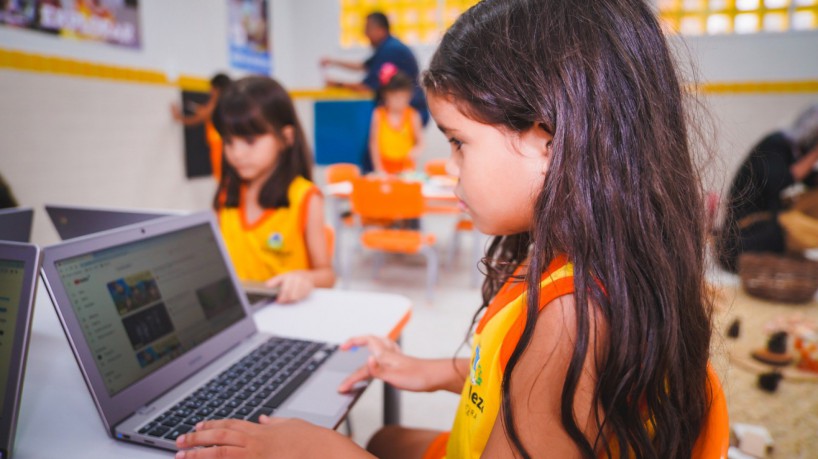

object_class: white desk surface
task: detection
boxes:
[14,286,411,458]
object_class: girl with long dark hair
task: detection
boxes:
[175,1,722,457]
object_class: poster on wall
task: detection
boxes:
[0,0,141,49]
[228,0,271,75]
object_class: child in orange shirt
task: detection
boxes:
[212,76,334,303]
[369,65,424,174]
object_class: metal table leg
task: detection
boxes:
[383,337,401,425]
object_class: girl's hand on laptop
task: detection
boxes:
[265,271,314,304]
[337,335,440,393]
[175,418,373,458]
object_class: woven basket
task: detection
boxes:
[738,253,818,304]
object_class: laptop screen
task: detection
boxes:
[0,259,26,418]
[54,223,246,396]
[0,208,33,243]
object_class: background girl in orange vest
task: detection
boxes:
[212,76,334,304]
[369,65,425,175]
[175,0,720,457]
[171,73,232,180]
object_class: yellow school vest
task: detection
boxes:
[218,176,318,282]
[375,106,416,174]
[205,120,223,180]
[446,256,575,458]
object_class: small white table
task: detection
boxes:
[13,286,411,458]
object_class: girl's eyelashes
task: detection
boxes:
[448,137,463,150]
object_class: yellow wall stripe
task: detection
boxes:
[1,47,816,97]
[696,80,818,94]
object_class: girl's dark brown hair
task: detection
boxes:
[424,0,712,457]
[213,76,312,209]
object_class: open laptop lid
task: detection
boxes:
[0,242,39,459]
[45,205,181,240]
[0,208,33,243]
[39,212,257,435]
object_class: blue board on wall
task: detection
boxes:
[314,100,375,167]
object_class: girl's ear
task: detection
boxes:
[538,123,554,160]
[520,123,554,171]
[281,125,296,147]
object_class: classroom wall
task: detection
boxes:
[0,0,268,245]
[674,32,818,192]
[0,69,216,245]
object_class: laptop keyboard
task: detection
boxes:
[137,336,336,441]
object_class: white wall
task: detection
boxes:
[0,70,217,245]
[677,32,818,82]
[0,0,241,245]
[671,32,818,193]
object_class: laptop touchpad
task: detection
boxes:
[285,370,352,416]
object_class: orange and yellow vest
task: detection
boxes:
[217,176,319,282]
[205,119,223,180]
[374,106,417,174]
[423,256,575,459]
[425,257,727,459]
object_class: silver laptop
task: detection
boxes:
[39,212,368,451]
[0,208,33,243]
[0,242,40,459]
[45,205,279,307]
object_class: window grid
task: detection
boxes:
[659,0,818,34]
[339,0,479,48]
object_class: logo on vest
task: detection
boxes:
[267,232,284,251]
[470,345,483,386]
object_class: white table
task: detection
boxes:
[324,180,457,202]
[13,286,411,458]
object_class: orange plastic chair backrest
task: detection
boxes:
[424,158,449,177]
[325,163,361,184]
[691,364,730,459]
[351,177,424,221]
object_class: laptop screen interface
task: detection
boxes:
[0,258,25,417]
[55,223,246,396]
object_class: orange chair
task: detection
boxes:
[423,159,459,215]
[691,364,730,459]
[347,176,439,300]
[424,158,449,177]
[324,163,360,269]
[325,162,361,184]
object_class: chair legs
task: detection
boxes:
[448,228,461,267]
[470,230,483,288]
[373,252,386,279]
[341,237,351,289]
[421,246,439,302]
